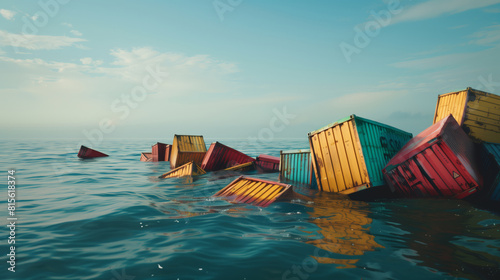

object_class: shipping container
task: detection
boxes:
[383,115,481,199]
[308,114,412,194]
[478,142,500,201]
[170,135,207,169]
[433,87,500,143]
[152,142,170,162]
[140,152,153,162]
[279,149,316,187]
[164,144,172,161]
[159,161,206,179]
[214,176,293,207]
[223,161,256,172]
[77,145,108,159]
[255,154,280,172]
[201,142,255,171]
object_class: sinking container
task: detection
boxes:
[170,135,207,169]
[159,161,206,179]
[77,145,108,159]
[214,176,293,207]
[433,87,500,143]
[255,154,280,172]
[152,142,170,162]
[223,161,256,172]
[201,142,255,171]
[478,142,500,201]
[383,115,482,199]
[308,114,412,194]
[140,152,153,162]
[279,149,316,187]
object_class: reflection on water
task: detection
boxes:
[387,199,500,280]
[307,192,384,268]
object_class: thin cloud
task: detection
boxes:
[0,30,86,50]
[0,9,16,20]
[70,30,83,36]
[469,24,500,46]
[390,0,500,25]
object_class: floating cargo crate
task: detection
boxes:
[152,142,170,162]
[159,161,206,179]
[308,114,412,194]
[201,142,255,171]
[223,161,256,172]
[255,154,280,172]
[140,152,153,162]
[214,176,293,207]
[77,145,108,159]
[170,135,207,169]
[279,149,316,187]
[383,115,481,199]
[478,142,500,201]
[433,87,500,143]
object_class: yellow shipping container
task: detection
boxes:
[170,135,207,169]
[433,87,500,143]
[159,161,206,179]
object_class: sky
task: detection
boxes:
[1,0,500,143]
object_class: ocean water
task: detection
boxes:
[1,139,499,280]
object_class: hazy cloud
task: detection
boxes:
[0,9,16,20]
[0,30,86,50]
[469,24,500,46]
[391,0,500,25]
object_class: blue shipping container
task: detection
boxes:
[280,149,317,188]
[479,142,500,201]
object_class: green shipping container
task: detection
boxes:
[309,115,413,194]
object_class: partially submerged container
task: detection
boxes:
[255,154,280,172]
[170,135,207,169]
[308,114,412,194]
[201,142,255,171]
[223,161,256,172]
[279,149,316,187]
[140,152,153,162]
[478,142,500,201]
[152,142,170,162]
[214,176,293,207]
[159,161,206,179]
[383,115,482,199]
[433,87,500,144]
[77,145,109,159]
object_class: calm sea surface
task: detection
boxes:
[0,139,499,280]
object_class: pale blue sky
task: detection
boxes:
[1,0,499,141]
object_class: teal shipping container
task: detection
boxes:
[279,149,317,188]
[309,115,413,194]
[479,142,500,201]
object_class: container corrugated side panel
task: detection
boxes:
[171,135,207,169]
[481,143,500,201]
[164,145,171,161]
[383,116,480,198]
[308,116,371,194]
[354,115,413,187]
[280,149,313,185]
[462,89,500,143]
[433,89,468,125]
[201,142,255,171]
[214,176,292,207]
[177,135,207,152]
[174,152,206,169]
[159,162,206,179]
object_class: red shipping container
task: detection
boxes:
[152,142,169,162]
[164,144,172,161]
[383,115,481,199]
[140,152,153,162]
[201,142,255,171]
[77,145,108,159]
[255,154,280,173]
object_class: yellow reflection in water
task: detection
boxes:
[307,193,384,268]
